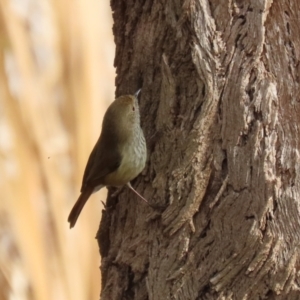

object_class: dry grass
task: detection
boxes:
[0,0,115,299]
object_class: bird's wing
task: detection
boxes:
[80,135,122,192]
[81,143,97,187]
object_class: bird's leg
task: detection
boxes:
[110,186,124,198]
[126,182,149,204]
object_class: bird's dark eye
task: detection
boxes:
[132,106,135,111]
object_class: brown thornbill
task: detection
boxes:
[68,89,147,228]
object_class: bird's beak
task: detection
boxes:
[135,89,141,98]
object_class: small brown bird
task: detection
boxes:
[68,90,147,228]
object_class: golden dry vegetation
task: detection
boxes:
[0,0,115,299]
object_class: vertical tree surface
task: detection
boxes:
[98,1,300,299]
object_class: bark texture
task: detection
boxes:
[98,0,300,299]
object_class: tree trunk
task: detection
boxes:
[97,0,300,299]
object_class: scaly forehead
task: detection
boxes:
[116,95,135,105]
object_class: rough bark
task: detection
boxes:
[97,0,300,299]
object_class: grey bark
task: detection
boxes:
[97,0,300,299]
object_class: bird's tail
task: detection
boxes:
[68,186,94,228]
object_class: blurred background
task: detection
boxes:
[0,0,115,299]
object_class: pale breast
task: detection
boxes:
[104,127,146,186]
